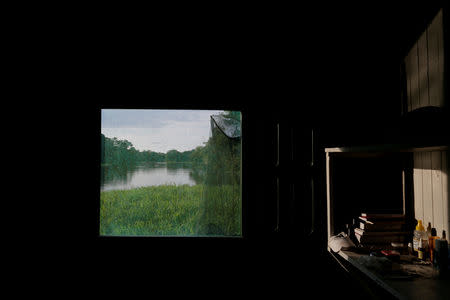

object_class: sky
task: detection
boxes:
[101,109,224,153]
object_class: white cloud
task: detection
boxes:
[101,109,224,152]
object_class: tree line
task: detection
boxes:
[100,134,205,167]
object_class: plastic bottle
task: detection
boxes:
[429,227,438,262]
[418,238,425,260]
[426,222,432,237]
[434,233,448,277]
[413,220,428,253]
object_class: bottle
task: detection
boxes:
[429,228,437,263]
[348,219,358,245]
[442,230,447,241]
[434,234,449,277]
[418,238,425,260]
[408,242,413,255]
[426,222,432,237]
[413,220,428,254]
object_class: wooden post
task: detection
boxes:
[326,152,333,241]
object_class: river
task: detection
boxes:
[100,162,200,191]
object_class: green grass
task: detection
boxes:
[100,184,241,236]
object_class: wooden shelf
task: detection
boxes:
[325,144,449,155]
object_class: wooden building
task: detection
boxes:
[78,2,450,299]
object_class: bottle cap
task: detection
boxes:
[431,228,437,236]
[416,220,424,231]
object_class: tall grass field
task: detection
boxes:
[100,184,241,236]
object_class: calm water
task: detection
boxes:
[100,162,199,191]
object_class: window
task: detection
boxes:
[100,109,242,237]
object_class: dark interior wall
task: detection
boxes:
[331,155,405,235]
[398,2,445,59]
[43,2,449,296]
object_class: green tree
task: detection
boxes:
[166,149,181,162]
[223,110,241,121]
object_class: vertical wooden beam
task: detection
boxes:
[427,16,438,107]
[432,151,444,232]
[442,151,449,238]
[423,152,433,226]
[403,153,416,232]
[402,169,406,215]
[436,9,444,108]
[414,152,424,222]
[326,152,333,241]
[410,44,420,111]
[427,9,444,107]
[418,31,430,107]
[405,53,413,112]
[275,177,280,233]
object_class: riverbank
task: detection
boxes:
[100,184,241,236]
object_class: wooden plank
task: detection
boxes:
[402,170,406,215]
[407,59,412,112]
[405,52,412,112]
[427,10,443,107]
[324,145,449,154]
[276,177,280,232]
[326,152,333,239]
[435,9,445,108]
[427,14,438,107]
[404,155,416,228]
[414,152,424,222]
[272,122,279,167]
[409,44,420,111]
[422,152,433,226]
[417,31,429,107]
[431,151,443,233]
[442,151,449,237]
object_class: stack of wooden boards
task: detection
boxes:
[354,213,409,248]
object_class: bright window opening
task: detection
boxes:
[100,109,242,237]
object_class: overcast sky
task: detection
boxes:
[101,109,224,153]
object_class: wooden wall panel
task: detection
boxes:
[405,52,412,112]
[427,10,444,107]
[326,153,333,239]
[417,31,430,107]
[436,10,445,108]
[414,152,424,222]
[409,44,420,111]
[443,151,449,237]
[405,8,444,111]
[422,152,433,226]
[414,151,449,237]
[432,151,443,231]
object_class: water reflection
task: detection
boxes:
[101,162,200,191]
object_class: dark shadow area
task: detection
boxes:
[331,155,405,235]
[36,1,449,298]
